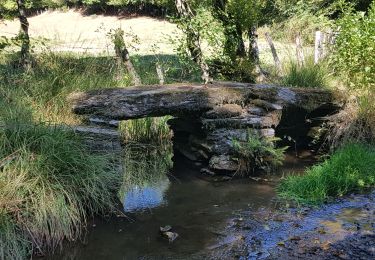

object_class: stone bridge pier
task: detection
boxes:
[69,82,340,174]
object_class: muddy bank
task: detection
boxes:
[209,192,375,259]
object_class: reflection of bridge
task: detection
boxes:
[69,82,340,174]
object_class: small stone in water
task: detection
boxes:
[164,231,179,242]
[160,225,172,232]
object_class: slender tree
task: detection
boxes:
[16,0,31,68]
[175,0,212,83]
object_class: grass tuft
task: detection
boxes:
[278,143,375,205]
[280,57,331,89]
[119,116,172,145]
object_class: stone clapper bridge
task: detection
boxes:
[69,82,340,175]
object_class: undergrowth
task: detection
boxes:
[280,57,331,89]
[232,130,287,176]
[278,143,375,205]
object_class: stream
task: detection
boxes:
[47,149,374,259]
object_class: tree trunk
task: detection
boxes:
[175,0,212,83]
[248,26,260,63]
[295,32,305,67]
[16,0,31,68]
[265,32,281,73]
[248,26,266,81]
[113,31,142,86]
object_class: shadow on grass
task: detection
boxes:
[132,54,201,85]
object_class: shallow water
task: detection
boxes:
[49,151,316,259]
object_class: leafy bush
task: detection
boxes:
[232,130,287,175]
[327,2,375,144]
[281,57,331,88]
[332,1,375,91]
[278,143,375,204]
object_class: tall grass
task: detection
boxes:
[0,113,121,257]
[119,116,172,145]
[278,143,375,205]
[0,213,29,260]
[280,57,331,89]
[0,52,130,124]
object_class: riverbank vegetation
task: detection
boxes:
[278,143,375,204]
[0,0,374,258]
[278,2,375,204]
[0,114,120,258]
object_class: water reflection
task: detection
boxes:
[120,144,173,212]
[123,177,170,212]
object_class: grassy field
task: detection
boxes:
[0,10,178,55]
[0,10,313,70]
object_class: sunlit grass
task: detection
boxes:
[280,57,332,89]
[0,115,121,257]
[278,143,375,205]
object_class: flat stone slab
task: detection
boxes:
[68,82,337,120]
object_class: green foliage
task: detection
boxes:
[281,57,331,88]
[171,5,223,67]
[328,2,375,143]
[332,1,375,92]
[225,0,269,28]
[232,129,287,175]
[270,0,332,43]
[208,57,255,82]
[278,143,375,204]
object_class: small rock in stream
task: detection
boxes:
[163,231,179,242]
[160,225,172,232]
[160,226,179,243]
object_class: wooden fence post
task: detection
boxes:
[265,32,281,73]
[156,63,165,85]
[295,32,305,67]
[314,30,323,64]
